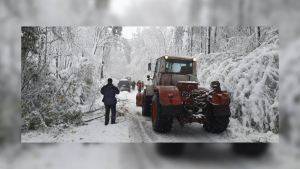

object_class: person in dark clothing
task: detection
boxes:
[131,81,136,90]
[101,78,120,125]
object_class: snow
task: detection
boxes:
[145,80,152,85]
[21,118,131,143]
[3,143,296,169]
[195,41,279,134]
[22,87,278,143]
[0,144,123,169]
[178,81,198,83]
[22,90,138,143]
[193,114,204,118]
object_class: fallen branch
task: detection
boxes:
[83,115,105,122]
[83,107,104,115]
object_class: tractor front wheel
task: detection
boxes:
[151,93,173,133]
[203,106,230,133]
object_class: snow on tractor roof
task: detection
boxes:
[178,81,198,83]
[120,79,129,81]
[161,56,194,60]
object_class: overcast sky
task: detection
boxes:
[122,27,137,39]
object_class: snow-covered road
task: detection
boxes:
[21,90,278,143]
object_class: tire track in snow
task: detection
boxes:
[128,114,153,142]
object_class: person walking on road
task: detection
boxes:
[137,80,142,93]
[131,80,136,90]
[101,78,120,125]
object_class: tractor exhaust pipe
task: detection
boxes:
[210,81,221,92]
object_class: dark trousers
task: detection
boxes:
[138,88,141,93]
[105,104,116,125]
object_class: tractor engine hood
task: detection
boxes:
[177,81,198,93]
[160,73,198,86]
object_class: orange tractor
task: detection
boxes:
[139,55,231,133]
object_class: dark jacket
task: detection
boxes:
[131,81,136,87]
[101,84,120,105]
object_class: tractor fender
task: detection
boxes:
[208,90,231,116]
[155,86,182,106]
[209,91,231,105]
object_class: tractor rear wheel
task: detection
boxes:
[203,106,230,133]
[142,89,152,116]
[151,93,173,133]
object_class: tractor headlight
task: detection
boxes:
[193,58,196,61]
[165,55,169,59]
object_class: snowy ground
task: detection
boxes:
[21,89,278,143]
[2,143,297,169]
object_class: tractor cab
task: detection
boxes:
[151,56,198,86]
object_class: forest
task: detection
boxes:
[21,26,279,140]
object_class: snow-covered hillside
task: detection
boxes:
[196,38,279,133]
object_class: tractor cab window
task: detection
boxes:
[165,59,193,74]
[153,58,161,80]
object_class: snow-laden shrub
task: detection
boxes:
[21,67,84,132]
[196,34,279,133]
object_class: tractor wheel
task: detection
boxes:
[203,106,230,133]
[151,93,173,133]
[142,89,151,116]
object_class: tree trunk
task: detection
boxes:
[56,55,59,78]
[255,26,260,47]
[214,26,217,52]
[206,27,211,54]
[248,26,252,36]
[101,60,104,79]
[225,34,229,51]
[214,27,217,44]
[190,27,193,57]
[101,46,105,79]
[200,27,203,53]
[65,57,67,69]
[44,27,48,64]
[38,27,41,67]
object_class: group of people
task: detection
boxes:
[131,80,145,93]
[100,78,147,126]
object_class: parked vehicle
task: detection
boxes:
[118,79,131,92]
[139,55,231,133]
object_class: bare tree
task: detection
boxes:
[255,26,261,47]
[206,27,211,54]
